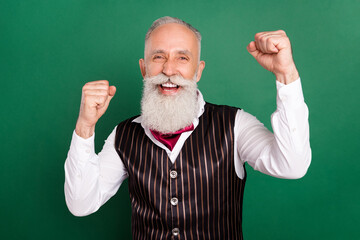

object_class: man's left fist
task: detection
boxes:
[247,30,299,84]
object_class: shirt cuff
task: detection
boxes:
[276,77,305,111]
[69,130,96,162]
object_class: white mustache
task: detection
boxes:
[144,73,196,89]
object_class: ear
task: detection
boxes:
[139,58,146,78]
[195,60,205,82]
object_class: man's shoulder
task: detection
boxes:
[113,115,143,141]
[202,102,240,130]
[116,115,141,128]
[205,102,242,112]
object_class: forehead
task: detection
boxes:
[145,23,199,56]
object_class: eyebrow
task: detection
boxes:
[177,50,192,56]
[150,49,193,57]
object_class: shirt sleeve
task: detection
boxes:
[64,127,128,216]
[234,78,311,179]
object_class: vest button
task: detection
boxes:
[170,170,178,179]
[172,228,180,236]
[170,197,178,206]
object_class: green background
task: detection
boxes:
[1,0,359,239]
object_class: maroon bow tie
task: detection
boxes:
[150,124,194,151]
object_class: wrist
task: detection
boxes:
[275,66,299,85]
[75,121,95,139]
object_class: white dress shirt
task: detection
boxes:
[64,78,311,216]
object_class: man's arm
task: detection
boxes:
[64,80,128,216]
[234,30,311,178]
[64,128,128,216]
[235,78,311,179]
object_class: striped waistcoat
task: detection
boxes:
[115,103,246,239]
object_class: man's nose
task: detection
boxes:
[162,59,177,76]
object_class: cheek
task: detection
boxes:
[178,65,197,79]
[146,63,163,76]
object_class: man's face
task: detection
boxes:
[139,23,205,96]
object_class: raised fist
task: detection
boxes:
[75,80,116,138]
[247,30,299,84]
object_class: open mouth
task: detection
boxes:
[159,82,180,95]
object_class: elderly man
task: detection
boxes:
[65,16,311,239]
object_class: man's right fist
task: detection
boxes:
[75,80,116,138]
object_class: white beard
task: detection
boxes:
[141,73,199,134]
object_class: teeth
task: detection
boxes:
[161,82,178,88]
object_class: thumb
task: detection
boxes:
[109,85,116,97]
[102,86,116,109]
[246,41,261,58]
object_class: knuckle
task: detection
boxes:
[96,82,109,90]
[254,34,261,41]
[94,79,107,83]
[99,80,109,85]
[259,36,266,44]
[83,89,90,95]
[278,29,286,35]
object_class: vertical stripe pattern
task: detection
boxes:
[115,103,246,239]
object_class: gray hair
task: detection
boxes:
[145,16,202,59]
